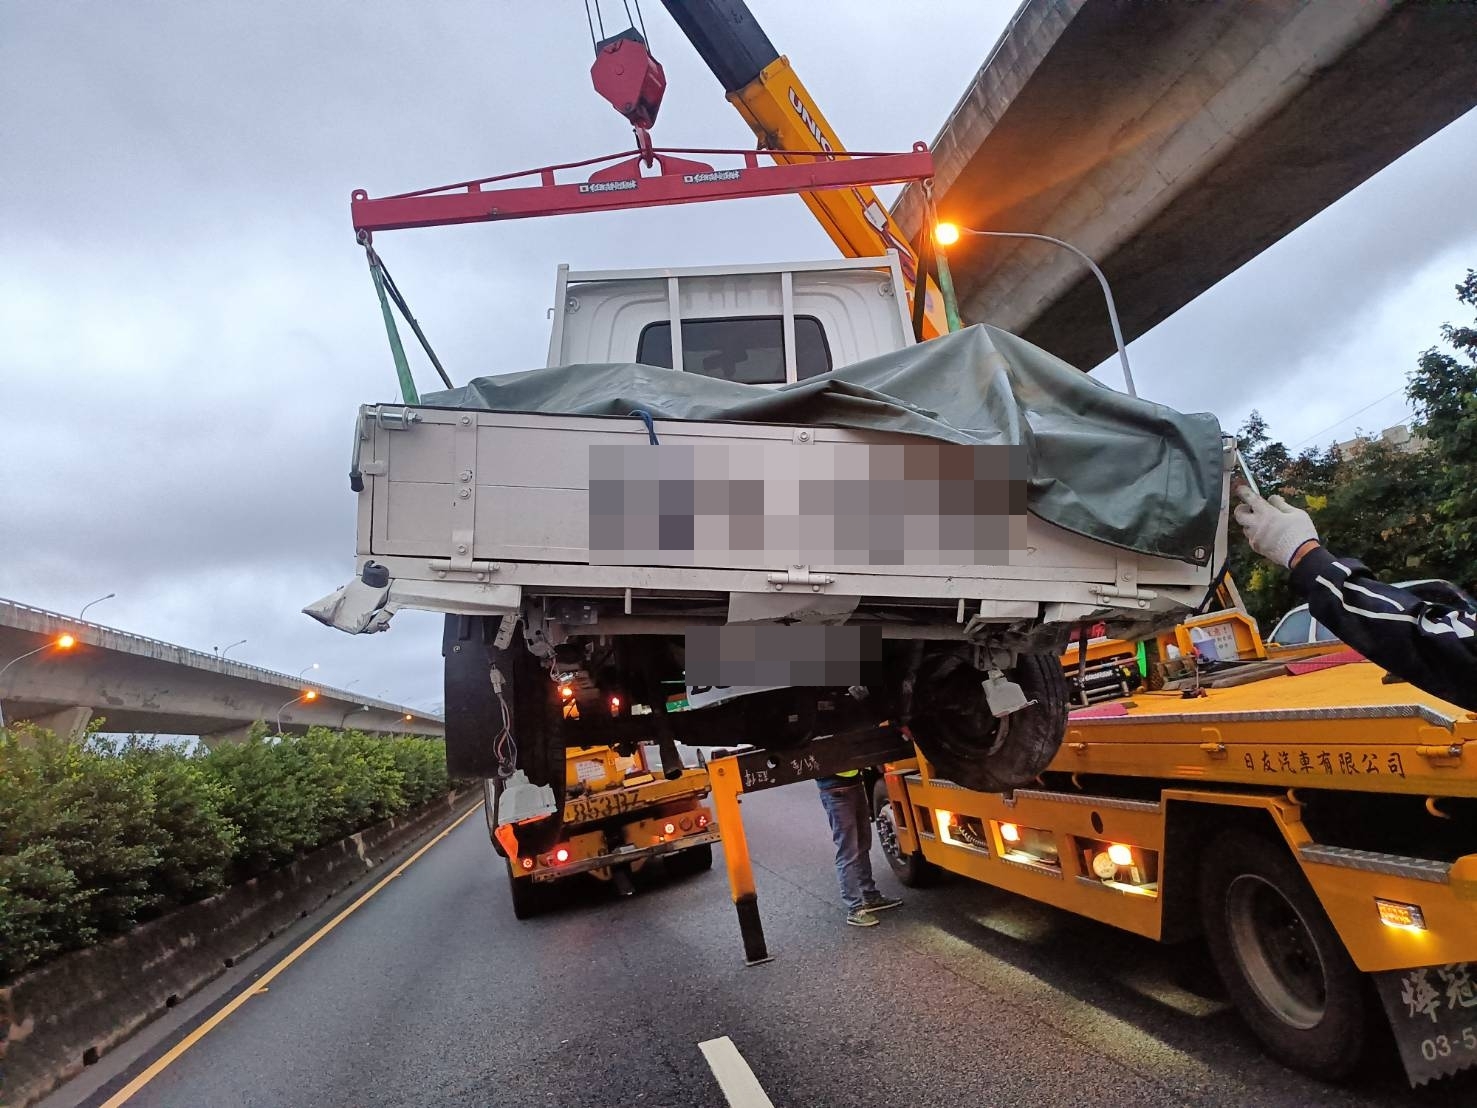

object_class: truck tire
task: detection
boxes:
[508,871,546,921]
[1199,830,1371,1080]
[669,842,714,877]
[872,777,939,887]
[908,653,1069,792]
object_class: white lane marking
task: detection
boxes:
[699,1036,776,1108]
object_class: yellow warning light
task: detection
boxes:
[56,633,77,649]
[1376,899,1427,931]
[999,822,1021,844]
[1107,843,1134,867]
[933,221,961,247]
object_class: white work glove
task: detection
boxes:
[1233,485,1319,567]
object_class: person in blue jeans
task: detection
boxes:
[817,769,903,926]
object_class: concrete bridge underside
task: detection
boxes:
[0,600,441,744]
[893,0,1477,371]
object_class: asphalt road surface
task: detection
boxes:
[57,787,1477,1108]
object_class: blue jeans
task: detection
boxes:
[818,776,879,912]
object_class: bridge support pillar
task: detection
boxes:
[17,705,94,743]
[199,724,256,749]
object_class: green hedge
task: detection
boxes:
[0,724,450,982]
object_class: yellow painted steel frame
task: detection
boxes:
[726,57,950,339]
[510,797,715,884]
[707,757,771,964]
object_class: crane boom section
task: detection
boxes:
[659,1,948,337]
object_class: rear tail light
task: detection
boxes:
[520,856,534,870]
[679,816,694,832]
[664,822,677,835]
[696,812,709,828]
[554,847,570,864]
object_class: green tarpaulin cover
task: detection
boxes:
[421,324,1224,565]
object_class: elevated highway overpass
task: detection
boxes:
[0,599,442,744]
[893,0,1477,371]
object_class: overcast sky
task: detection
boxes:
[4,1,1476,716]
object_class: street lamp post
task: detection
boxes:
[341,704,373,728]
[936,225,1137,398]
[218,639,247,659]
[276,689,319,735]
[297,663,320,679]
[79,593,116,621]
[0,635,78,728]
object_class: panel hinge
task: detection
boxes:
[767,566,834,591]
[374,405,421,430]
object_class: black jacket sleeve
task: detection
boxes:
[1290,546,1477,711]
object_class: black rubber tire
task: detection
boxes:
[1199,830,1371,1081]
[871,777,939,888]
[908,653,1070,791]
[508,870,546,921]
[669,842,714,877]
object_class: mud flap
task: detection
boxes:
[1372,962,1477,1087]
[442,615,507,779]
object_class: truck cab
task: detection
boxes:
[546,254,914,376]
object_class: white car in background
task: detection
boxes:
[1266,578,1477,647]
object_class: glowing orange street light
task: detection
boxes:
[933,221,960,247]
[403,713,413,722]
[0,634,81,728]
[276,688,319,734]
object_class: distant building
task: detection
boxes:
[1335,423,1424,461]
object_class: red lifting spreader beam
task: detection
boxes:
[350,143,935,234]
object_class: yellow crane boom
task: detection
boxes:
[658,0,951,338]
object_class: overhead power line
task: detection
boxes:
[1290,387,1409,449]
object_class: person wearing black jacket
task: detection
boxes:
[1233,484,1477,710]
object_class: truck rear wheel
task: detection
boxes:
[668,842,713,877]
[1199,830,1371,1080]
[508,871,547,921]
[907,653,1069,791]
[872,777,939,887]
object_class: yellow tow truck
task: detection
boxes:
[489,740,718,919]
[705,622,1477,1088]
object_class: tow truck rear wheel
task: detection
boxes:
[508,871,547,921]
[872,777,939,887]
[1199,830,1371,1080]
[668,842,714,877]
[907,652,1070,792]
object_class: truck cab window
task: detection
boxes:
[637,316,831,383]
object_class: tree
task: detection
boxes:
[1225,267,1477,630]
[1405,269,1477,590]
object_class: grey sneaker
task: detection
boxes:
[862,894,903,912]
[846,909,880,927]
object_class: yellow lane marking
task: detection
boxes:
[101,801,484,1107]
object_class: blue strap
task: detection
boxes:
[629,409,660,444]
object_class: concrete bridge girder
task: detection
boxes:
[893,0,1477,371]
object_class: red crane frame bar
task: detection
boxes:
[350,143,935,235]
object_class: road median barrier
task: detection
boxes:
[0,786,480,1108]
